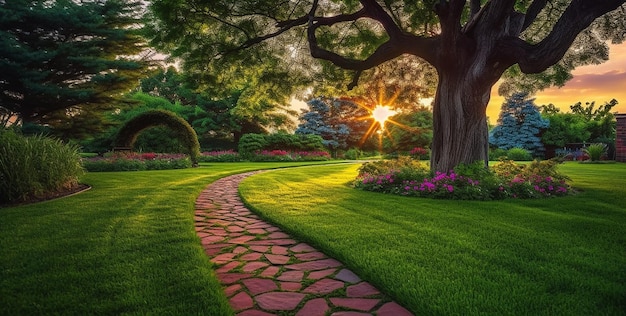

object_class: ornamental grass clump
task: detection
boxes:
[583,143,607,161]
[0,129,84,203]
[354,157,572,200]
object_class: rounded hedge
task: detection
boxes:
[114,110,200,165]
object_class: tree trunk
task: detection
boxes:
[430,69,493,173]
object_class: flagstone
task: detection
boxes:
[329,298,380,311]
[296,298,329,316]
[248,239,297,246]
[241,252,263,261]
[286,259,342,271]
[307,268,337,280]
[248,228,267,235]
[229,235,256,244]
[346,282,380,297]
[290,243,316,253]
[295,251,326,261]
[210,253,236,264]
[238,310,276,316]
[233,246,248,254]
[250,245,270,253]
[226,225,245,232]
[217,272,253,284]
[216,261,240,273]
[242,278,278,295]
[260,266,280,278]
[255,292,306,311]
[376,302,413,316]
[271,246,289,255]
[229,291,253,311]
[335,269,361,283]
[303,279,345,294]
[276,270,303,282]
[242,261,269,273]
[201,235,225,244]
[224,284,242,297]
[265,254,290,265]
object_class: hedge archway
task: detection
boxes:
[114,110,200,166]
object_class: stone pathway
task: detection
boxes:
[194,171,414,316]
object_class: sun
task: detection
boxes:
[371,105,397,128]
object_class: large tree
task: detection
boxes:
[0,0,151,132]
[148,0,626,171]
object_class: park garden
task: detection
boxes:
[2,0,626,315]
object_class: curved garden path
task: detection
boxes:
[194,171,414,316]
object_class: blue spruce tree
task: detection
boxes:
[489,92,549,157]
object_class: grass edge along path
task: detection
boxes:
[0,161,338,315]
[239,163,626,315]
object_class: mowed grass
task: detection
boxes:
[239,162,626,315]
[0,162,335,315]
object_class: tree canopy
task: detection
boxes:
[0,0,151,131]
[147,0,626,171]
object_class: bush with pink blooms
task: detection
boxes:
[354,157,572,200]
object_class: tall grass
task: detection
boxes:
[0,129,84,203]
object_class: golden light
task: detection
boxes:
[371,105,397,128]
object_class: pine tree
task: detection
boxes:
[0,0,151,135]
[489,92,549,157]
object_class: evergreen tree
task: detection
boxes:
[489,92,549,157]
[0,0,151,134]
[296,98,369,152]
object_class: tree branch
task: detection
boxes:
[502,0,626,73]
[521,0,548,32]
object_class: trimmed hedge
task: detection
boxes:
[238,133,326,158]
[114,110,201,165]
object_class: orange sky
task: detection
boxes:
[487,42,626,120]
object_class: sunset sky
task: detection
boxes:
[487,42,626,120]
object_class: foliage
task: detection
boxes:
[541,99,617,158]
[296,98,369,151]
[82,152,191,172]
[506,147,533,161]
[0,129,84,203]
[583,143,608,161]
[248,150,331,162]
[541,113,591,147]
[409,147,430,160]
[0,0,150,133]
[489,148,508,161]
[489,92,549,157]
[344,148,363,160]
[238,133,326,158]
[355,158,571,200]
[147,0,626,172]
[114,110,201,165]
[198,150,241,162]
[382,107,433,153]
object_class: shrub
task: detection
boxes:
[506,147,532,161]
[82,152,191,172]
[489,148,508,161]
[583,143,607,161]
[1,129,84,203]
[344,148,362,160]
[199,150,241,162]
[238,133,325,158]
[354,158,572,200]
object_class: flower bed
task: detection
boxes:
[199,150,241,162]
[354,158,572,200]
[82,152,191,172]
[250,150,331,162]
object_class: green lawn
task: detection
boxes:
[239,162,626,315]
[1,161,624,315]
[0,162,334,315]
